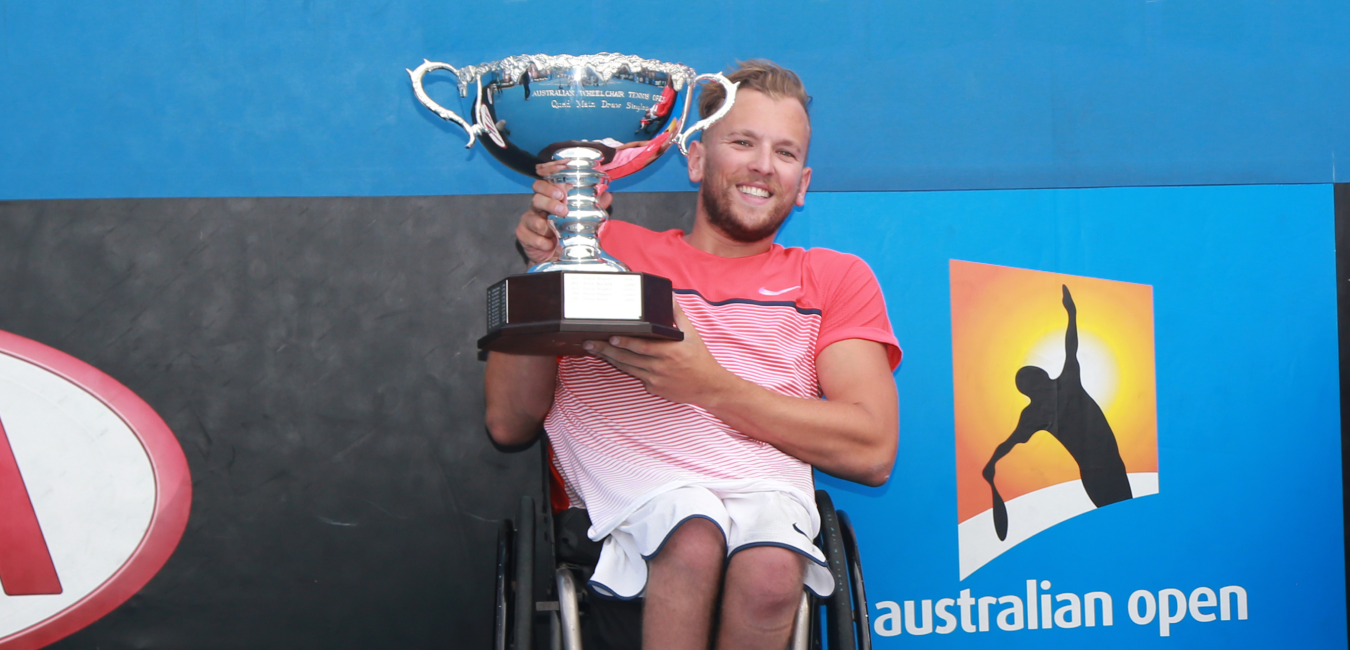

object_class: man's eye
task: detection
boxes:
[733,140,752,147]
[778,150,797,159]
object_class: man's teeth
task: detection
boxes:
[738,185,770,198]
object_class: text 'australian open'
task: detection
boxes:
[875,580,1248,638]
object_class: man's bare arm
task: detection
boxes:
[716,338,898,486]
[483,352,558,447]
[582,305,899,486]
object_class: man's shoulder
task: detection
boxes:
[779,245,885,312]
[787,245,872,279]
[797,245,864,263]
[600,220,688,276]
[603,220,686,254]
[603,219,677,241]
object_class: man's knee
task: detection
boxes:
[642,519,726,649]
[648,517,726,579]
[724,546,806,624]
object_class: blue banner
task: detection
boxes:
[778,183,1345,647]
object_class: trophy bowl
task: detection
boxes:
[409,53,732,180]
[408,53,737,355]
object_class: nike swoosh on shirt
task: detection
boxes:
[758,286,801,296]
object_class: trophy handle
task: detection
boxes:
[675,73,740,156]
[407,60,483,149]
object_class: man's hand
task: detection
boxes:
[517,160,614,266]
[586,299,899,487]
[581,301,739,407]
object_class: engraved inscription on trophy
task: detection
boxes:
[486,282,508,333]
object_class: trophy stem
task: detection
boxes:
[529,147,629,273]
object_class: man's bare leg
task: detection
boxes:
[643,518,726,650]
[716,546,806,650]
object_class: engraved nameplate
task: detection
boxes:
[563,273,642,320]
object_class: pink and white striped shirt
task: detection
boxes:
[545,220,901,538]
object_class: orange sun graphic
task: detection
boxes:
[951,260,1158,526]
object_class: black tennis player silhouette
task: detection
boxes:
[982,285,1132,541]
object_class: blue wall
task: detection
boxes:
[2,1,1349,199]
[781,184,1345,647]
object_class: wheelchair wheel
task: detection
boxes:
[838,511,872,650]
[815,490,856,650]
[514,496,535,650]
[493,496,537,650]
[493,518,512,650]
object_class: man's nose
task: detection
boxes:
[747,146,774,176]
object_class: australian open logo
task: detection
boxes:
[949,261,1158,579]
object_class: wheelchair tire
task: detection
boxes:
[815,490,856,650]
[513,496,535,650]
[838,511,872,650]
[493,518,513,650]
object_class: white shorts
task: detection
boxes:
[587,484,834,599]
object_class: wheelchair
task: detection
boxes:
[492,446,873,650]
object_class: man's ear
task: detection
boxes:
[687,140,704,184]
[794,166,813,207]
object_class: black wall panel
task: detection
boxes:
[0,193,692,649]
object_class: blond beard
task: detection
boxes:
[699,180,794,243]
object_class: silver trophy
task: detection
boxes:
[408,53,737,354]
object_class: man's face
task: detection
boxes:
[689,89,813,243]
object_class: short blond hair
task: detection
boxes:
[697,59,811,120]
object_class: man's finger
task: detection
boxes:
[583,340,650,377]
[530,178,568,202]
[585,339,651,365]
[519,206,556,238]
[516,204,558,263]
[530,191,568,218]
[596,355,645,380]
[536,160,570,177]
[530,179,573,217]
[525,220,553,240]
[521,209,553,236]
[516,228,555,254]
[608,335,668,358]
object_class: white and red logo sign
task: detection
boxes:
[0,330,190,649]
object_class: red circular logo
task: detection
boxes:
[0,330,190,649]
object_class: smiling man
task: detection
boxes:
[484,60,902,650]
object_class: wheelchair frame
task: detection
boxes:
[493,484,873,650]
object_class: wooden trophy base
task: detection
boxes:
[477,271,684,356]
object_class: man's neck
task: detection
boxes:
[683,216,776,259]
